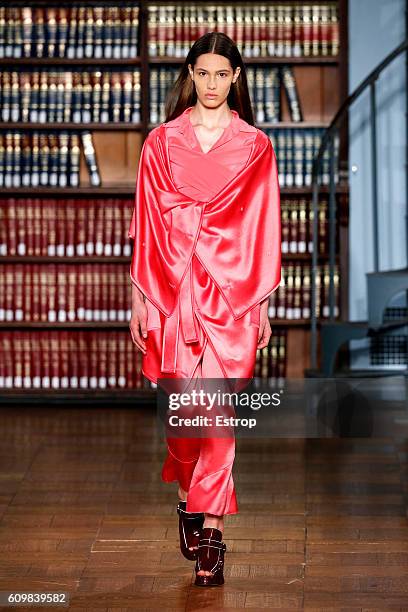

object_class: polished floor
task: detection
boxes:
[1,402,408,610]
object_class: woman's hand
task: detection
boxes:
[129,285,148,354]
[257,299,271,350]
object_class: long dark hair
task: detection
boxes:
[164,32,254,125]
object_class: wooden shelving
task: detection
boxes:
[148,56,339,65]
[0,123,143,131]
[1,121,329,131]
[1,253,340,264]
[0,318,327,329]
[0,184,349,196]
[0,58,141,66]
[0,0,348,392]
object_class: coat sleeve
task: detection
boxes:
[128,128,205,317]
[194,133,281,319]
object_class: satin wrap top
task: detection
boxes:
[128,106,281,383]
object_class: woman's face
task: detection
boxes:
[188,53,240,108]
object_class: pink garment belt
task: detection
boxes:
[160,262,199,373]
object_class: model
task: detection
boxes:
[128,31,281,587]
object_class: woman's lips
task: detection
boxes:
[205,94,217,98]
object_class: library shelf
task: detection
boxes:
[0,390,157,405]
[0,254,340,264]
[0,123,143,131]
[0,319,325,329]
[148,56,339,65]
[0,184,349,197]
[0,58,141,66]
[1,122,328,131]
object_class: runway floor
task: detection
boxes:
[1,403,408,610]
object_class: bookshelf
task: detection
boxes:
[0,0,349,400]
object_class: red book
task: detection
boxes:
[98,331,108,389]
[65,198,75,257]
[77,263,85,321]
[113,198,123,256]
[14,264,26,321]
[100,262,108,321]
[0,199,6,256]
[34,197,42,256]
[5,264,13,321]
[60,330,69,389]
[86,199,96,255]
[85,264,93,321]
[66,264,75,322]
[17,199,28,256]
[32,331,42,389]
[55,200,67,257]
[39,262,49,322]
[104,198,113,255]
[56,264,67,322]
[69,333,79,389]
[4,332,13,388]
[22,333,32,388]
[7,198,17,256]
[77,198,86,256]
[107,332,117,387]
[89,331,98,389]
[47,198,57,256]
[78,331,89,388]
[13,331,23,388]
[50,331,60,388]
[118,333,126,387]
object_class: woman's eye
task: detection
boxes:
[197,72,228,77]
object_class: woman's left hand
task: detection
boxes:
[257,301,272,349]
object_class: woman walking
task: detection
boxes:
[128,31,281,586]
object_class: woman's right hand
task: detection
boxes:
[129,301,148,354]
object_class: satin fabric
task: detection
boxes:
[162,340,238,516]
[128,106,281,515]
[128,106,281,385]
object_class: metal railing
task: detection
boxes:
[310,38,408,369]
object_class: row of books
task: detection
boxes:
[150,65,301,125]
[0,197,336,259]
[0,262,339,323]
[281,199,338,255]
[267,128,339,186]
[254,331,287,379]
[2,63,301,126]
[148,4,339,58]
[0,329,288,389]
[2,4,339,61]
[0,330,146,390]
[0,264,132,323]
[0,6,140,59]
[0,131,101,188]
[0,198,133,258]
[0,128,338,189]
[1,70,142,125]
[268,263,340,320]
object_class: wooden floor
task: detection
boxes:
[1,405,408,611]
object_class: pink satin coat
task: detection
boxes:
[128,106,281,386]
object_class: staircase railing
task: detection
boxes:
[310,38,408,369]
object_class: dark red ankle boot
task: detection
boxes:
[194,527,226,586]
[177,501,204,561]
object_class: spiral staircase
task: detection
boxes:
[305,39,408,379]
